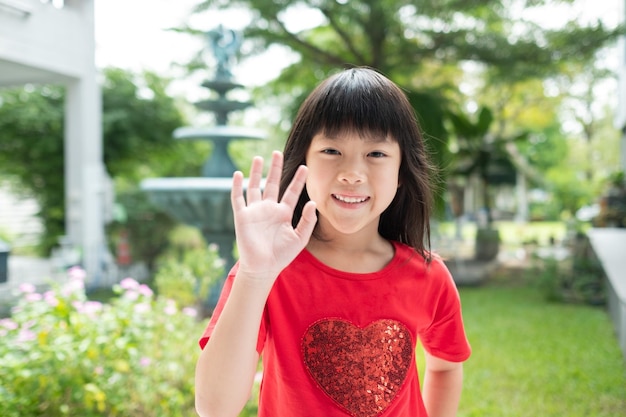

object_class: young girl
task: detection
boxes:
[195,67,471,417]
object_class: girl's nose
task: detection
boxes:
[338,159,365,184]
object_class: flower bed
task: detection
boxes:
[0,267,203,417]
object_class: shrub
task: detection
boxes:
[526,234,605,305]
[0,267,203,417]
[153,227,225,317]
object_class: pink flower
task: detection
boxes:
[138,284,153,297]
[94,366,104,375]
[16,329,36,343]
[120,277,139,290]
[134,303,150,314]
[22,320,36,329]
[73,300,103,317]
[0,318,18,330]
[61,278,84,296]
[43,291,58,307]
[84,301,103,316]
[139,357,151,367]
[123,290,139,301]
[25,292,42,302]
[182,307,198,318]
[18,283,36,294]
[67,266,86,281]
[164,301,177,316]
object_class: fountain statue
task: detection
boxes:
[141,25,265,308]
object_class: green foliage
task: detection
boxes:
[193,0,622,81]
[107,190,177,275]
[154,226,225,316]
[184,0,624,227]
[0,268,203,417]
[0,68,187,254]
[447,105,521,223]
[190,0,623,119]
[525,235,605,305]
[100,68,198,181]
[405,90,451,217]
[0,86,66,253]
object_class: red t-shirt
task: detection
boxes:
[199,241,471,417]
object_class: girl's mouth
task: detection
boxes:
[332,194,369,204]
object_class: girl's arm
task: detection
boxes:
[195,151,317,417]
[422,352,464,417]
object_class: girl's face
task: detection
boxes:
[304,130,401,238]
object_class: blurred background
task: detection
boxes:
[0,1,625,416]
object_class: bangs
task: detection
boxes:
[310,69,406,142]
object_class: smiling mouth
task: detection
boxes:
[332,194,369,204]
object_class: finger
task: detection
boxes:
[246,156,264,203]
[263,151,283,201]
[294,200,317,243]
[231,170,245,211]
[280,165,308,209]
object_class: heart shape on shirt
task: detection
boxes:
[302,318,413,417]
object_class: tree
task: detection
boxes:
[190,0,622,97]
[0,85,67,252]
[0,68,190,254]
[186,0,622,219]
[447,106,524,224]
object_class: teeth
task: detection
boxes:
[334,194,367,203]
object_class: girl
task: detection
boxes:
[195,67,471,417]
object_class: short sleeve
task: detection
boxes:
[418,258,471,362]
[198,262,267,354]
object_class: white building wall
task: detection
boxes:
[0,0,110,287]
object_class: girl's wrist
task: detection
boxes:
[233,267,278,293]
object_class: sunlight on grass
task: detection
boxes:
[453,283,626,417]
[436,221,569,246]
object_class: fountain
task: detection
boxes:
[141,26,265,307]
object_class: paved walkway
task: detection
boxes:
[587,228,626,360]
[0,256,64,307]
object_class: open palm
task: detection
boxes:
[231,151,317,284]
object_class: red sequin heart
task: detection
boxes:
[302,319,413,417]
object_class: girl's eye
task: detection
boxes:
[368,151,386,158]
[322,148,340,155]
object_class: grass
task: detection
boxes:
[448,276,626,417]
[436,220,569,246]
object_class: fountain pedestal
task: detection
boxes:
[141,26,265,308]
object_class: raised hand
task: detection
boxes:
[231,151,317,287]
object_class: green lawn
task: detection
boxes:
[449,281,626,417]
[436,220,569,246]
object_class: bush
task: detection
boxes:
[0,267,203,417]
[153,227,225,318]
[526,234,605,305]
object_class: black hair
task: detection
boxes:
[279,67,434,259]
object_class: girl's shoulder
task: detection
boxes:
[391,241,452,279]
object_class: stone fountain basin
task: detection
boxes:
[141,177,235,233]
[444,258,499,286]
[174,126,266,141]
[140,177,265,234]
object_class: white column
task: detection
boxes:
[63,0,106,286]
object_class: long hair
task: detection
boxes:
[279,67,435,259]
